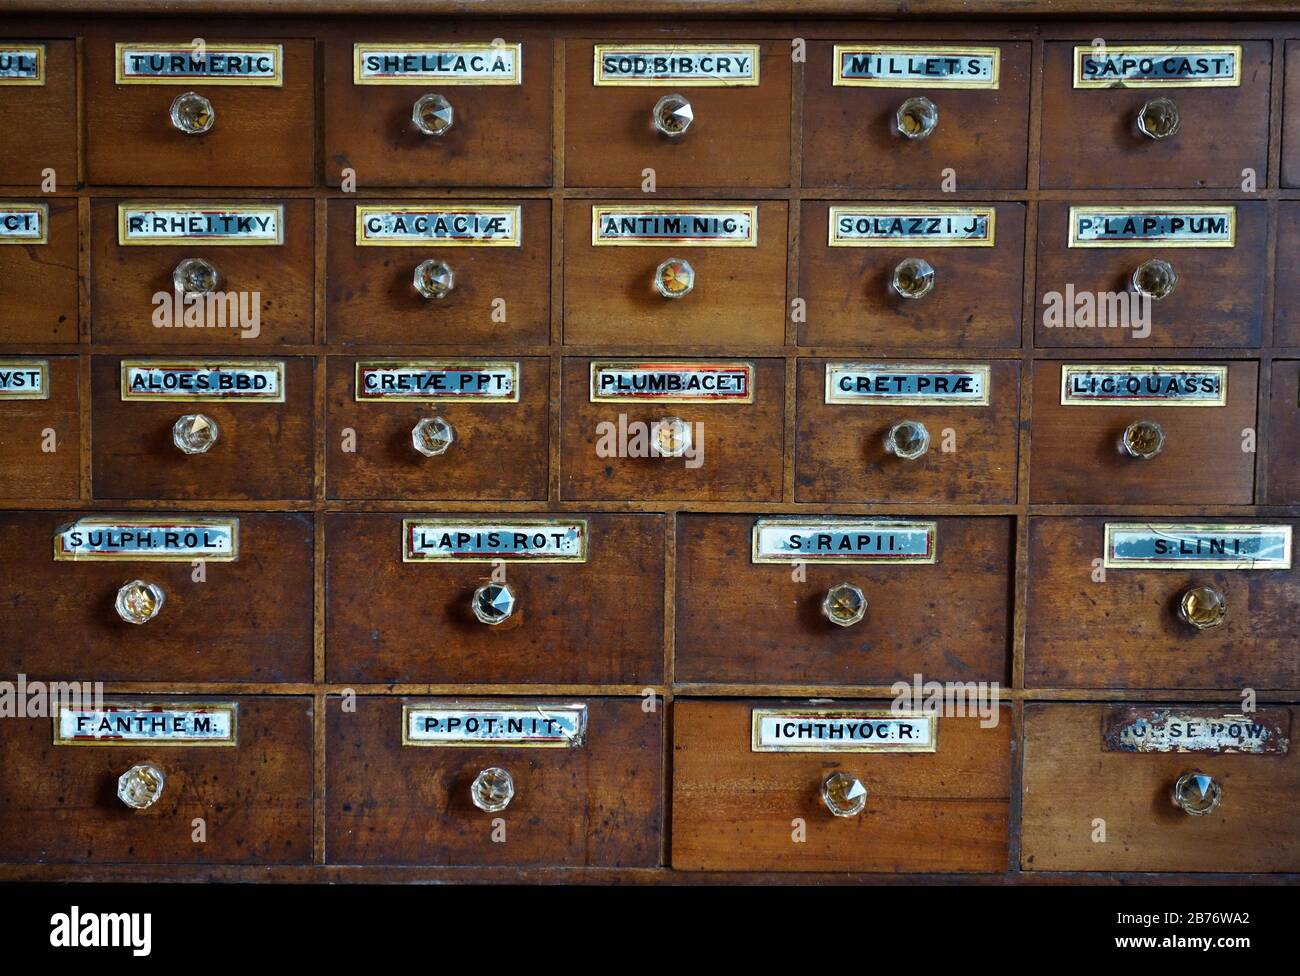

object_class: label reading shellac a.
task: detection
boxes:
[118,204,283,246]
[1068,206,1235,248]
[354,205,520,246]
[1102,706,1290,754]
[0,203,47,244]
[825,363,990,405]
[752,708,937,753]
[403,702,588,747]
[1103,523,1292,570]
[403,518,588,563]
[594,43,759,86]
[1074,44,1242,88]
[0,45,45,84]
[592,205,756,246]
[0,359,49,400]
[54,517,240,562]
[54,702,238,746]
[1060,364,1226,407]
[116,43,282,85]
[829,205,995,246]
[590,361,753,403]
[355,361,519,402]
[834,45,1000,88]
[354,42,521,84]
[752,518,937,564]
[120,360,285,402]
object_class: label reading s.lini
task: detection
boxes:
[355,361,519,402]
[590,361,753,403]
[54,702,238,746]
[403,518,589,563]
[116,43,282,85]
[1074,44,1242,88]
[54,517,239,562]
[752,709,937,753]
[826,363,990,405]
[1103,523,1292,570]
[834,45,999,88]
[1059,364,1226,407]
[118,204,283,246]
[354,205,520,246]
[594,43,759,86]
[752,519,937,564]
[829,205,995,246]
[1068,206,1235,248]
[354,42,521,84]
[1102,707,1290,755]
[120,360,285,401]
[0,359,49,400]
[0,203,47,244]
[403,703,588,747]
[0,45,44,84]
[592,205,756,246]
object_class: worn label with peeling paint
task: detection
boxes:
[752,709,937,752]
[54,702,238,745]
[403,703,587,747]
[54,517,239,562]
[354,205,520,246]
[834,45,1000,88]
[1102,707,1290,754]
[752,518,937,564]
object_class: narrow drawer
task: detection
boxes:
[1272,203,1300,345]
[1265,361,1300,504]
[0,40,77,187]
[0,198,78,343]
[0,356,79,499]
[1284,42,1300,187]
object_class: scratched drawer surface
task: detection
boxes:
[1265,361,1300,505]
[0,40,77,187]
[1284,42,1300,188]
[1271,203,1300,345]
[0,198,78,344]
[0,357,79,500]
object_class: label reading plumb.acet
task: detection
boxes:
[752,709,937,753]
[354,205,520,246]
[829,205,995,246]
[115,43,282,85]
[355,361,519,402]
[594,43,759,86]
[120,360,285,401]
[0,203,47,244]
[54,702,238,746]
[1102,707,1290,754]
[1068,206,1235,248]
[591,205,756,246]
[752,519,937,564]
[834,45,1000,88]
[589,361,753,403]
[0,359,49,400]
[354,42,521,84]
[403,703,588,747]
[54,517,239,562]
[0,45,45,84]
[118,204,283,246]
[1059,364,1226,407]
[825,363,990,406]
[1074,44,1242,88]
[1103,523,1292,570]
[403,518,588,563]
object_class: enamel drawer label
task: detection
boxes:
[0,359,48,399]
[120,360,285,401]
[118,203,283,246]
[1060,364,1226,406]
[403,518,588,563]
[354,42,521,84]
[590,361,753,403]
[0,45,44,84]
[594,43,759,86]
[403,702,588,747]
[0,203,47,243]
[752,708,937,753]
[1074,44,1242,88]
[54,702,238,746]
[752,518,937,564]
[354,205,520,246]
[826,363,990,405]
[355,361,519,402]
[829,205,995,246]
[592,205,757,246]
[834,45,1000,88]
[1102,706,1290,755]
[116,43,282,85]
[1068,205,1235,248]
[54,517,239,562]
[1103,523,1292,570]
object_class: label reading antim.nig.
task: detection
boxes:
[356,361,519,402]
[404,518,588,563]
[120,360,285,402]
[1103,523,1292,570]
[752,709,937,753]
[592,205,756,246]
[116,43,282,85]
[752,518,937,564]
[0,204,47,244]
[829,205,995,246]
[1074,44,1241,88]
[55,702,238,746]
[826,363,990,405]
[119,204,283,246]
[0,45,44,84]
[354,205,520,246]
[1068,206,1235,248]
[834,45,999,88]
[594,43,759,86]
[590,361,753,403]
[354,42,521,84]
[403,703,588,747]
[0,359,49,400]
[1060,364,1226,407]
[54,517,239,562]
[1102,706,1290,755]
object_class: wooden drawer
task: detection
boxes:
[798,202,1024,349]
[1023,703,1300,872]
[1273,203,1300,345]
[794,359,1019,504]
[0,696,314,864]
[672,699,1011,872]
[85,38,314,187]
[1266,361,1300,504]
[0,198,78,344]
[564,40,790,188]
[325,357,548,501]
[1284,42,1300,188]
[1034,202,1265,348]
[1026,517,1299,690]
[0,512,312,682]
[325,513,664,684]
[562,200,787,348]
[1040,41,1270,189]
[0,40,77,187]
[675,515,1012,685]
[326,696,662,866]
[559,358,784,502]
[325,200,550,346]
[0,356,79,500]
[91,356,315,501]
[1028,361,1257,505]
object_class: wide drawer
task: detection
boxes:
[0,198,78,344]
[0,356,79,500]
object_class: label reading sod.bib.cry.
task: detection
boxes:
[0,203,47,244]
[0,359,49,400]
[1074,44,1242,88]
[834,45,999,88]
[1068,206,1235,248]
[1102,706,1290,755]
[829,205,995,247]
[589,361,753,403]
[0,45,44,84]
[403,518,588,563]
[592,205,756,246]
[752,709,937,753]
[1103,523,1292,570]
[354,205,520,246]
[355,361,519,402]
[54,702,238,746]
[120,360,285,401]
[354,42,521,84]
[403,702,588,747]
[825,363,990,406]
[594,43,759,86]
[1060,364,1227,407]
[118,203,283,246]
[116,43,282,85]
[752,518,938,565]
[54,517,239,562]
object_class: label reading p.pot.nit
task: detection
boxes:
[54,702,238,746]
[354,42,521,84]
[0,359,49,400]
[825,363,990,405]
[752,709,937,753]
[1102,707,1290,754]
[1068,206,1235,248]
[1103,523,1292,570]
[120,360,285,401]
[594,43,759,86]
[834,45,999,88]
[403,518,588,563]
[752,519,937,564]
[355,361,519,402]
[54,517,239,562]
[590,361,753,403]
[118,204,283,246]
[1074,44,1242,88]
[403,702,588,747]
[115,43,282,85]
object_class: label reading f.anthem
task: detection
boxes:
[1060,364,1226,407]
[54,517,239,562]
[0,203,47,244]
[355,361,519,402]
[116,43,282,85]
[121,360,285,401]
[592,205,756,246]
[0,359,49,399]
[834,45,1000,88]
[1102,706,1290,755]
[826,363,990,405]
[752,518,937,564]
[594,43,759,86]
[118,203,283,246]
[752,709,937,753]
[403,518,589,563]
[1103,523,1292,570]
[590,361,753,403]
[1069,206,1235,248]
[54,702,238,746]
[0,45,44,84]
[829,205,995,246]
[354,42,521,84]
[1074,44,1242,88]
[354,205,520,246]
[403,702,588,747]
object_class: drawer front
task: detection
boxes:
[0,40,77,186]
[91,355,315,500]
[90,199,314,345]
[675,515,1012,685]
[559,358,784,502]
[0,197,78,343]
[326,696,663,866]
[1266,361,1300,504]
[1034,201,1265,348]
[799,201,1024,348]
[1022,703,1299,872]
[562,200,787,348]
[802,42,1030,189]
[794,359,1019,504]
[1273,203,1300,345]
[326,356,549,500]
[1028,361,1257,505]
[86,38,315,186]
[1040,41,1270,188]
[325,199,550,346]
[1285,42,1300,187]
[1026,517,1299,690]
[0,696,314,864]
[0,356,79,499]
[672,699,1011,872]
[0,512,313,682]
[325,513,664,684]
[564,40,790,188]
[323,37,551,187]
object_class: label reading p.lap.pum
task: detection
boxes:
[355,361,519,402]
[825,363,990,405]
[403,518,588,563]
[0,203,47,244]
[594,43,759,86]
[54,517,239,562]
[120,360,285,402]
[1102,706,1290,754]
[1103,523,1292,570]
[118,203,283,246]
[590,361,753,403]
[752,709,937,753]
[834,45,1000,88]
[354,42,522,84]
[592,205,756,246]
[54,702,238,746]
[0,359,49,399]
[403,702,588,747]
[1060,364,1226,407]
[0,45,44,85]
[116,43,282,85]
[752,518,937,565]
[1068,206,1235,248]
[354,205,520,246]
[1074,44,1242,88]
[829,205,995,246]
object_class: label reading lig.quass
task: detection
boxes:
[592,205,756,246]
[829,205,995,246]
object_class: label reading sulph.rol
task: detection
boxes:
[829,205,995,247]
[355,361,519,402]
[54,702,238,746]
[590,361,753,403]
[0,203,47,244]
[1103,523,1292,570]
[403,702,588,748]
[825,363,990,406]
[54,517,239,562]
[1060,364,1227,407]
[118,203,283,246]
[752,709,937,753]
[354,205,520,246]
[116,43,282,85]
[120,360,285,402]
[594,43,760,86]
[0,359,49,400]
[1102,706,1290,755]
[752,518,937,565]
[1068,206,1235,248]
[354,42,521,85]
[592,205,757,247]
[834,45,1000,88]
[403,518,589,563]
[0,45,44,84]
[1074,44,1242,89]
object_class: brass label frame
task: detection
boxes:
[402,701,588,748]
[53,516,240,563]
[353,42,522,85]
[828,204,996,247]
[1067,205,1236,249]
[0,202,48,245]
[593,42,760,87]
[589,360,754,404]
[591,204,758,247]
[402,517,590,564]
[353,204,521,247]
[1073,44,1243,89]
[1101,706,1290,754]
[0,44,45,85]
[1102,522,1293,570]
[115,42,283,86]
[54,700,239,747]
[355,360,521,403]
[118,202,284,246]
[751,708,938,753]
[120,359,286,403]
[825,362,991,406]
[833,44,1001,89]
[0,358,50,400]
[1059,364,1227,407]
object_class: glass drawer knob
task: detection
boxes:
[173,413,220,455]
[655,416,693,458]
[1138,97,1181,140]
[1120,419,1166,459]
[118,763,166,810]
[173,257,219,296]
[891,257,935,300]
[885,419,931,460]
[115,580,165,625]
[1132,258,1177,301]
[472,581,516,625]
[413,259,455,300]
[895,96,938,139]
[1179,585,1227,630]
[654,257,695,299]
[822,581,867,628]
[471,766,514,813]
[822,771,868,817]
[169,91,214,135]
[412,93,454,136]
[411,416,454,457]
[652,93,694,137]
[1172,770,1221,816]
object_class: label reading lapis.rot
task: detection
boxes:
[594,43,759,86]
[0,45,44,84]
[0,204,47,244]
[354,43,521,84]
[403,518,588,563]
[834,45,999,88]
[752,709,937,753]
[752,519,938,565]
[120,360,285,402]
[0,359,49,400]
[1060,364,1226,407]
[1103,523,1292,570]
[592,205,756,246]
[1068,206,1235,248]
[116,43,282,85]
[355,361,519,402]
[54,517,239,562]
[354,205,520,246]
[1074,44,1241,88]
[826,363,990,406]
[403,702,588,747]
[54,702,238,746]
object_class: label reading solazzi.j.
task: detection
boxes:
[1068,206,1235,248]
[54,702,238,746]
[0,359,49,400]
[825,363,990,405]
[355,361,519,402]
[116,43,282,85]
[592,205,756,246]
[752,708,937,753]
[752,518,937,564]
[829,205,996,247]
[354,42,521,84]
[1060,364,1227,407]
[590,361,753,403]
[0,45,45,84]
[54,517,239,562]
[120,360,285,402]
[1074,44,1242,88]
[354,205,520,246]
[1103,523,1292,570]
[0,203,47,244]
[1102,706,1290,755]
[594,43,759,86]
[403,702,588,747]
[403,518,588,563]
[118,203,283,246]
[834,44,1000,88]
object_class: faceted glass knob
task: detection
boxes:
[654,257,695,299]
[115,580,165,625]
[821,771,868,818]
[413,259,455,300]
[169,91,214,135]
[117,763,166,810]
[652,93,694,137]
[173,257,220,296]
[891,257,935,300]
[472,581,516,625]
[655,416,693,458]
[1171,770,1221,816]
[172,413,220,455]
[411,416,454,457]
[471,766,515,813]
[1132,258,1177,301]
[412,93,454,136]
[885,419,931,460]
[1120,419,1166,459]
[895,96,938,139]
[1179,585,1227,630]
[1138,97,1181,140]
[822,581,867,628]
